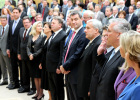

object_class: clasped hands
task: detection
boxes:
[56,65,70,74]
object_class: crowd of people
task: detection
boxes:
[0,0,140,100]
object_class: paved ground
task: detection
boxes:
[0,84,49,100]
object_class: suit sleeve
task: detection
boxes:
[95,53,107,67]
[32,36,46,57]
[18,28,22,54]
[63,33,89,71]
[7,25,11,50]
[131,15,138,30]
[27,36,32,56]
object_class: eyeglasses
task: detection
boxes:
[101,35,108,38]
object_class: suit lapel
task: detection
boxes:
[117,68,134,86]
[99,51,121,82]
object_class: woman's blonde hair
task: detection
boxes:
[29,21,45,36]
[120,30,140,69]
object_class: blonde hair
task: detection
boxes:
[120,30,140,69]
[29,21,45,36]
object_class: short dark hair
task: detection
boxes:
[78,3,85,9]
[44,22,51,29]
[23,16,32,22]
[59,12,64,17]
[70,10,82,18]
[118,10,126,17]
[12,7,21,13]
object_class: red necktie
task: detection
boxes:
[23,29,27,40]
[64,31,76,63]
[32,17,35,25]
[104,49,107,54]
[42,8,45,17]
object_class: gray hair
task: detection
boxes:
[87,19,103,33]
[109,18,131,33]
[53,16,64,27]
[0,15,7,20]
[106,6,113,12]
[70,10,82,18]
[95,4,101,9]
[83,10,94,19]
[36,13,42,17]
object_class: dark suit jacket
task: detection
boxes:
[63,6,74,20]
[7,19,23,53]
[46,30,66,72]
[95,50,124,100]
[126,13,138,30]
[62,27,89,84]
[41,6,49,22]
[27,35,45,58]
[20,11,27,19]
[18,27,31,60]
[92,2,96,8]
[89,48,114,100]
[119,7,129,14]
[101,6,107,14]
[77,36,101,97]
[37,3,43,13]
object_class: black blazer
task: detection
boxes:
[37,3,43,13]
[89,48,114,100]
[7,19,23,53]
[95,50,124,100]
[46,30,66,72]
[18,27,31,60]
[63,6,74,20]
[77,36,101,97]
[27,35,45,58]
[62,27,89,84]
[20,11,27,19]
[126,13,138,30]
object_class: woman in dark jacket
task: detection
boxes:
[27,21,46,100]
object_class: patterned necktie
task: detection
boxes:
[64,31,76,63]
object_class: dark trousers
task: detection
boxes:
[48,72,64,100]
[66,81,82,100]
[21,60,35,90]
[10,51,22,86]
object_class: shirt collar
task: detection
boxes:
[3,24,8,29]
[106,46,114,53]
[74,25,83,34]
[26,25,32,31]
[53,28,62,38]
[14,17,20,23]
[89,35,100,43]
[114,46,120,53]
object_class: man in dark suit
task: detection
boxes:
[18,4,27,19]
[77,19,102,100]
[95,18,131,100]
[60,10,89,100]
[37,0,43,13]
[0,15,13,86]
[6,7,23,90]
[126,6,138,30]
[119,0,129,14]
[41,0,49,22]
[51,0,61,11]
[46,16,66,100]
[89,25,114,100]
[110,0,116,7]
[63,0,74,20]
[17,16,36,95]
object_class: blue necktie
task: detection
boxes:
[12,21,17,35]
[108,50,115,62]
[65,29,72,46]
